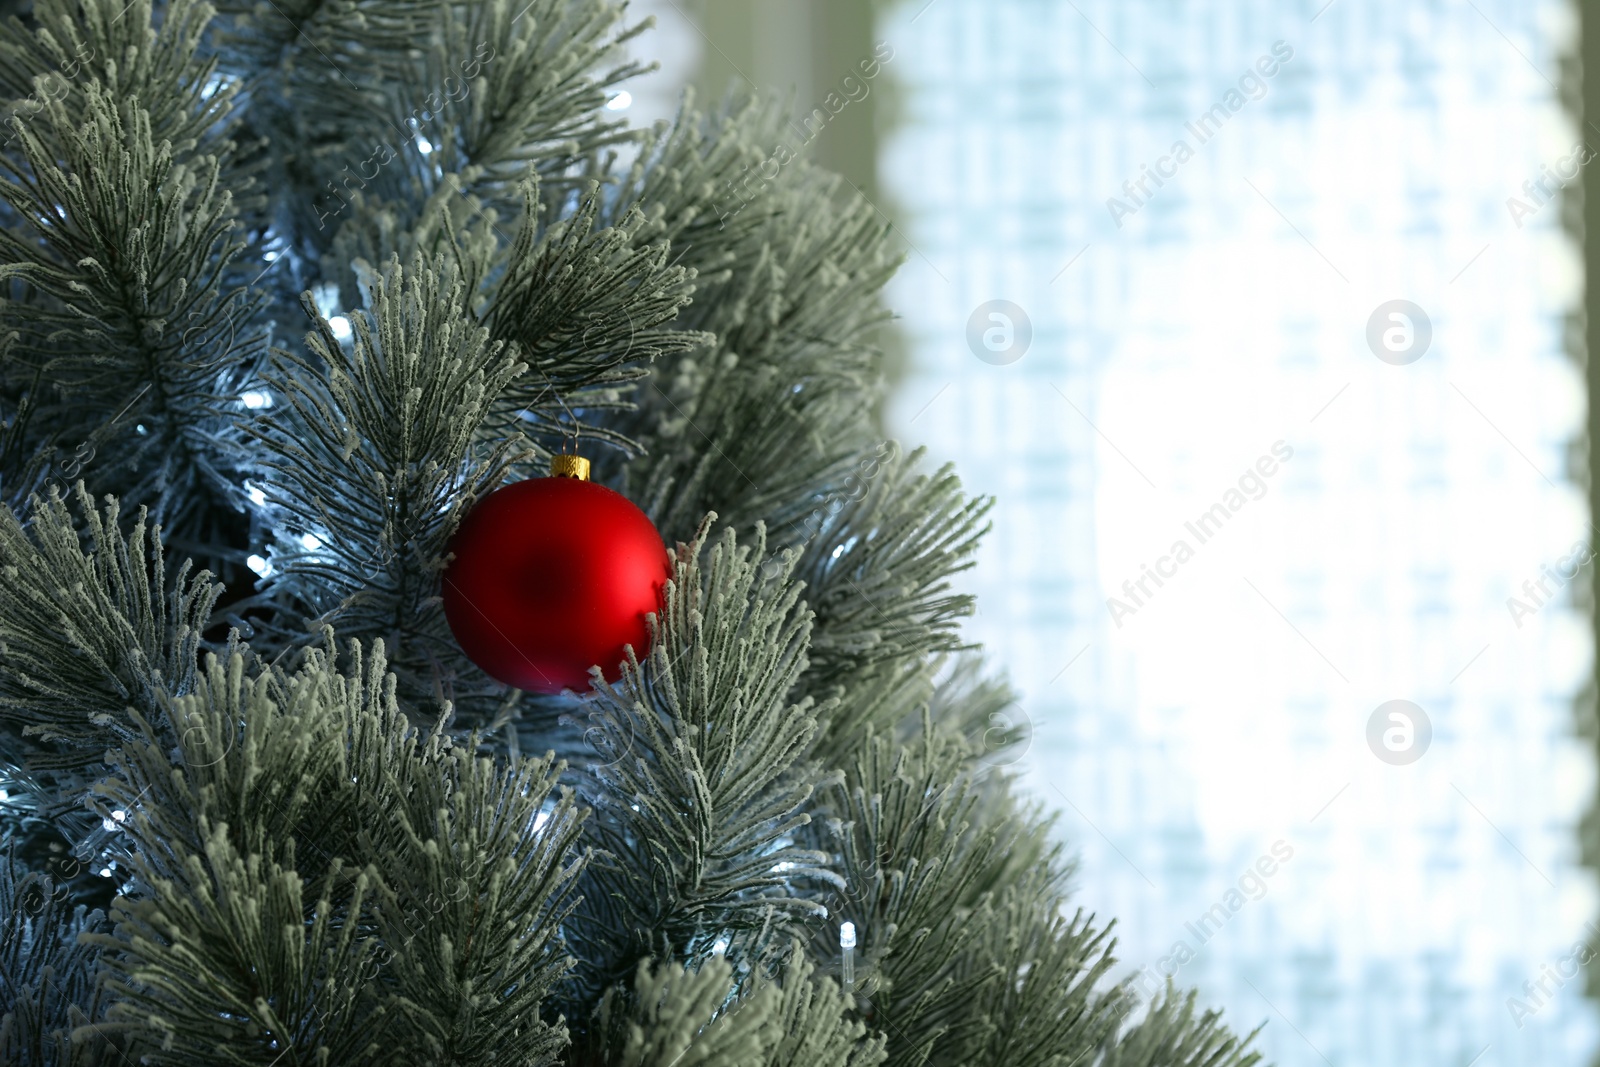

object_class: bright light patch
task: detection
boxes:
[416,136,434,155]
[329,315,353,341]
[246,482,267,506]
[241,390,273,410]
[311,283,340,319]
[246,554,273,578]
[605,90,632,111]
[300,533,323,552]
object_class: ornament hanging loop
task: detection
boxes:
[537,364,584,466]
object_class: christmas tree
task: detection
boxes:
[0,1,1267,1063]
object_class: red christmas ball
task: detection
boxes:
[441,460,670,693]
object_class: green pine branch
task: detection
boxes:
[362,716,587,1066]
[0,5,262,539]
[428,0,648,212]
[568,523,837,1010]
[593,955,781,1067]
[0,485,219,772]
[1099,985,1265,1067]
[0,858,116,1067]
[484,180,711,457]
[587,947,886,1067]
[91,640,588,1065]
[790,447,990,691]
[246,254,529,686]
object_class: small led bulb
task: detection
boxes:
[840,921,857,989]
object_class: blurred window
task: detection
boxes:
[882,2,1595,1064]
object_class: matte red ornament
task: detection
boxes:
[441,457,670,693]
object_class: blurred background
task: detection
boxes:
[623,1,1599,1063]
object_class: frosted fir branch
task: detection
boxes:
[764,942,888,1067]
[584,943,888,1067]
[599,91,784,294]
[593,955,783,1066]
[0,0,239,159]
[211,0,477,254]
[210,0,439,75]
[0,856,116,1066]
[485,180,711,457]
[820,726,994,1020]
[0,43,262,536]
[791,447,991,691]
[210,0,650,254]
[427,0,651,210]
[584,95,818,513]
[0,484,219,771]
[92,639,589,1064]
[958,899,1126,1067]
[613,143,906,547]
[246,254,528,683]
[1099,985,1265,1067]
[567,521,838,1010]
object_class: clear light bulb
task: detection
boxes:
[840,921,857,989]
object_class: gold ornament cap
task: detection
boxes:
[550,454,591,481]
